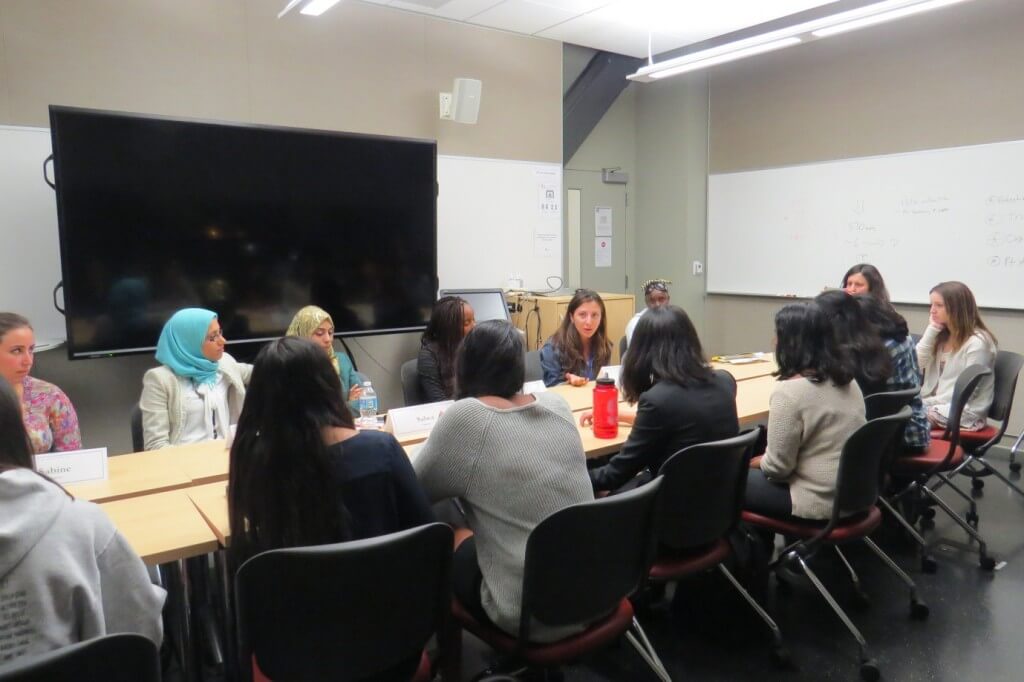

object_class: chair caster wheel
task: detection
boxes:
[910,600,930,620]
[771,645,792,668]
[1010,461,1022,473]
[972,478,985,490]
[922,507,936,520]
[966,512,979,527]
[980,555,996,571]
[860,659,881,681]
[921,555,938,574]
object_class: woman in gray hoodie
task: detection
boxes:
[0,378,165,666]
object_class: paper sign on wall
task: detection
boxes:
[595,206,613,236]
[595,237,612,267]
[386,401,454,442]
[34,447,108,485]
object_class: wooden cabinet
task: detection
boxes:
[507,292,635,363]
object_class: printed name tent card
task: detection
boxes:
[387,401,453,442]
[34,447,108,485]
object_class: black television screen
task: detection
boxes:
[49,106,437,359]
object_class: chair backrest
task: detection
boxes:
[400,358,425,407]
[518,477,663,643]
[235,523,453,682]
[863,387,919,421]
[833,407,912,521]
[656,429,760,550]
[0,633,160,682]
[524,350,543,383]
[618,335,627,359]
[130,404,144,452]
[938,364,992,445]
[989,350,1024,425]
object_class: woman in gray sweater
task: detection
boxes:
[746,302,865,520]
[413,320,593,642]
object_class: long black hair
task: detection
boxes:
[422,296,467,398]
[550,289,612,375]
[0,378,33,472]
[620,306,712,403]
[815,290,891,392]
[854,293,909,343]
[841,263,891,304]
[456,320,525,399]
[228,336,355,568]
[773,302,854,386]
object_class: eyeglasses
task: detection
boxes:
[206,330,225,343]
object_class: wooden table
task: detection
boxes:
[67,450,194,503]
[170,439,231,485]
[712,353,777,382]
[100,489,219,565]
[547,382,599,412]
[189,482,231,546]
[736,374,775,426]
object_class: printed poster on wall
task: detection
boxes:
[595,237,612,267]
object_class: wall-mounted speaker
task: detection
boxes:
[440,78,482,124]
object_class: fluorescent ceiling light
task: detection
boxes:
[812,0,971,37]
[649,37,803,79]
[629,0,976,82]
[277,0,343,19]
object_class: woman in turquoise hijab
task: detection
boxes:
[286,305,363,416]
[139,308,252,450]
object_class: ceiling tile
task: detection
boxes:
[470,0,579,34]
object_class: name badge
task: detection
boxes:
[522,380,547,395]
[387,401,453,442]
[34,447,108,485]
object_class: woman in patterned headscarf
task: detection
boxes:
[139,308,251,450]
[287,305,362,416]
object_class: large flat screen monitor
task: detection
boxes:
[49,106,438,358]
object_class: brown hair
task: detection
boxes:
[841,264,891,305]
[930,281,996,352]
[550,289,612,376]
[0,313,32,341]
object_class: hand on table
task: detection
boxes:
[579,410,594,427]
[565,373,588,387]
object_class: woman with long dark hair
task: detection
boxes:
[229,336,433,569]
[0,378,164,663]
[539,289,613,386]
[815,290,892,395]
[841,263,891,304]
[745,302,865,520]
[854,295,930,453]
[418,296,475,402]
[581,306,739,492]
[917,281,997,430]
[414,320,593,642]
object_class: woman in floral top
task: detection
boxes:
[0,313,81,453]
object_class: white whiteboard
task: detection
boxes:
[437,155,562,291]
[707,139,1024,309]
[0,129,563,339]
[0,126,65,342]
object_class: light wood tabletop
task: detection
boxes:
[735,374,776,426]
[188,482,231,546]
[67,449,194,503]
[711,353,777,382]
[169,439,230,485]
[100,489,219,565]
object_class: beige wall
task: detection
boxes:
[0,0,562,453]
[705,0,1024,432]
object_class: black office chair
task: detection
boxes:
[235,523,453,682]
[130,404,145,452]
[618,335,627,359]
[451,479,670,681]
[400,358,425,407]
[0,633,160,682]
[524,350,543,383]
[743,408,922,682]
[864,387,937,573]
[890,365,995,569]
[648,429,786,664]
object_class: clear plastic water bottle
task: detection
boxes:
[358,381,378,426]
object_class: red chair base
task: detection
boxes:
[741,507,882,543]
[649,538,731,581]
[892,439,965,476]
[451,598,633,668]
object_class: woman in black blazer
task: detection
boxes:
[581,305,740,493]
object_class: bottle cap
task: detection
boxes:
[362,381,371,387]
[596,376,615,386]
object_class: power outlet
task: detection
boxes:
[439,93,453,119]
[692,260,704,276]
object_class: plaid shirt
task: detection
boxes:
[885,336,931,451]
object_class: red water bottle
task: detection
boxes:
[592,375,619,439]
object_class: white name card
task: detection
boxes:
[387,401,453,441]
[522,380,547,395]
[600,365,622,387]
[34,447,108,485]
